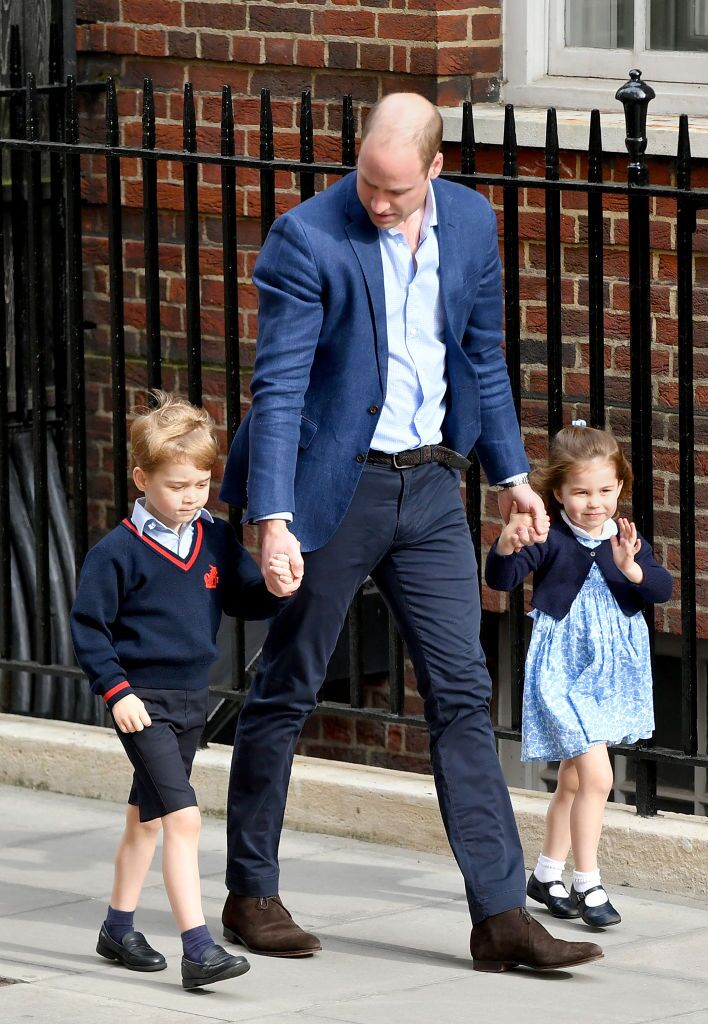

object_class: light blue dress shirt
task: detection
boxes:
[131,497,214,559]
[370,185,446,454]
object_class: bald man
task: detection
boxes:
[220,94,603,972]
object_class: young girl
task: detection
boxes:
[485,421,672,928]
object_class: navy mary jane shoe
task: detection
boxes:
[569,884,622,927]
[526,872,580,919]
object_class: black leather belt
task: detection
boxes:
[366,445,471,472]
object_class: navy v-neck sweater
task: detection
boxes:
[71,517,280,708]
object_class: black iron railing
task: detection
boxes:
[0,60,706,815]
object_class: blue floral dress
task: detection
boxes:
[521,522,655,763]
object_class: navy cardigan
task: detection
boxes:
[485,519,672,620]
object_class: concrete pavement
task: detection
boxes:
[1,785,707,1024]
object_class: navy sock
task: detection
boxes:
[182,924,216,963]
[104,906,135,943]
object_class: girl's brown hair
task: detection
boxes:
[130,390,218,473]
[530,423,633,521]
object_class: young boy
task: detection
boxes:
[71,391,291,990]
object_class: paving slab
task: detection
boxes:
[0,784,707,1024]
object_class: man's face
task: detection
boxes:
[356,139,442,231]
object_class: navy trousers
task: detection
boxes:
[226,462,527,923]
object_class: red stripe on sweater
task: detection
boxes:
[104,680,130,703]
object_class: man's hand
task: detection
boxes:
[112,693,152,734]
[260,520,304,596]
[498,484,549,543]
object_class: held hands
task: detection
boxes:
[498,484,549,543]
[112,693,152,734]
[610,517,644,584]
[497,500,551,556]
[260,520,304,597]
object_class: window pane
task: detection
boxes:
[565,0,634,48]
[649,0,708,51]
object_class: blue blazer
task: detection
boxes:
[221,173,529,552]
[485,519,673,619]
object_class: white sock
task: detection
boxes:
[535,854,569,897]
[573,868,608,907]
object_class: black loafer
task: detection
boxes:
[96,924,167,971]
[570,885,622,927]
[181,944,251,990]
[526,873,580,919]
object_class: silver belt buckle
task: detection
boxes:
[392,451,408,469]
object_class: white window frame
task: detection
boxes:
[549,0,708,84]
[503,0,708,116]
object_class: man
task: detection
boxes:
[220,93,603,972]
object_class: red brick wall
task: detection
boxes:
[71,1,707,772]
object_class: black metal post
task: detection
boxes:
[183,83,202,407]
[105,77,128,521]
[616,69,656,815]
[348,588,364,709]
[142,78,161,394]
[64,76,87,576]
[388,616,405,716]
[675,115,698,759]
[220,83,245,691]
[545,108,563,436]
[502,104,525,731]
[0,171,9,664]
[48,21,68,468]
[25,75,52,689]
[9,26,28,421]
[587,109,605,428]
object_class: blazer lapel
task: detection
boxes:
[433,180,465,345]
[344,185,388,395]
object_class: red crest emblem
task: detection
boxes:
[204,564,219,589]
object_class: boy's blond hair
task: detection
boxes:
[130,390,219,473]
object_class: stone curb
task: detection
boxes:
[1,713,706,899]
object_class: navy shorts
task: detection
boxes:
[113,687,209,823]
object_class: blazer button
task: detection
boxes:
[590,551,596,557]
[369,404,379,415]
[356,453,366,463]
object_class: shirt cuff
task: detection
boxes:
[252,513,294,523]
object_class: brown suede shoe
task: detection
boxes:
[470,908,603,972]
[222,894,322,958]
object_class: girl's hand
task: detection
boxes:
[268,553,295,586]
[610,517,644,583]
[497,501,551,555]
[112,693,152,734]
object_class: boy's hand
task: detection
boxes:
[496,501,551,556]
[112,693,152,734]
[260,520,304,596]
[610,517,643,583]
[268,553,294,586]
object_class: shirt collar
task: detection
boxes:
[131,496,214,537]
[383,182,437,243]
[561,509,618,542]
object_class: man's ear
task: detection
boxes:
[428,151,444,180]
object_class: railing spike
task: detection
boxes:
[142,77,155,150]
[183,82,196,152]
[260,87,273,161]
[677,114,691,191]
[588,108,603,183]
[25,73,37,142]
[221,84,234,157]
[105,76,119,147]
[545,107,559,180]
[9,24,22,87]
[502,103,517,176]
[300,89,313,164]
[341,94,355,167]
[461,99,476,176]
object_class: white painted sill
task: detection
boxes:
[440,105,708,161]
